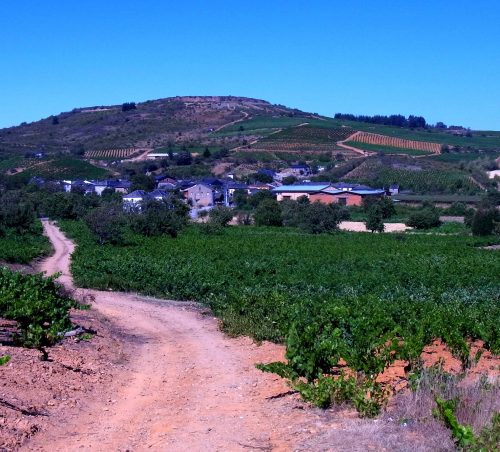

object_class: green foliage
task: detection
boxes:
[84,204,127,245]
[208,206,234,228]
[60,222,500,415]
[471,208,499,236]
[406,208,441,230]
[0,355,11,365]
[0,191,37,234]
[0,223,51,264]
[129,198,189,238]
[475,412,500,451]
[434,397,476,448]
[365,206,385,233]
[282,199,349,234]
[254,199,283,226]
[0,268,77,350]
[130,174,156,192]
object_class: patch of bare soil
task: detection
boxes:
[0,308,123,451]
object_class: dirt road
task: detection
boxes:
[28,221,326,451]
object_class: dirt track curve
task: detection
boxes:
[27,221,329,451]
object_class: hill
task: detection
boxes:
[1,96,499,194]
[0,96,315,156]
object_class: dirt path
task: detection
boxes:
[27,221,326,451]
[213,111,250,133]
[336,132,374,156]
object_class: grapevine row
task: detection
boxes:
[354,132,441,153]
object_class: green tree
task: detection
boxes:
[365,206,384,233]
[84,205,127,245]
[282,175,298,185]
[130,199,188,238]
[406,208,441,230]
[203,147,211,158]
[298,202,348,234]
[471,208,498,236]
[254,199,282,226]
[131,174,156,192]
[253,173,273,184]
[208,206,234,227]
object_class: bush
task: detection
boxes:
[129,199,189,238]
[471,208,499,236]
[85,204,127,245]
[208,206,233,227]
[365,206,384,233]
[0,268,77,353]
[406,208,441,230]
[254,199,283,226]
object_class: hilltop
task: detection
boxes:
[0,96,315,155]
[1,96,499,195]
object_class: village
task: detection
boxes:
[33,163,393,217]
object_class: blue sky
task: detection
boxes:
[1,0,499,129]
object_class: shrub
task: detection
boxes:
[254,199,283,226]
[406,208,441,229]
[84,204,127,245]
[471,208,499,236]
[365,206,384,233]
[208,206,234,227]
[0,268,78,355]
[130,199,189,238]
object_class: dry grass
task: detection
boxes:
[386,369,499,439]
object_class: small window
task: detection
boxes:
[338,197,347,206]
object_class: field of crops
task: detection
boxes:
[345,141,432,156]
[24,157,109,180]
[247,126,360,157]
[0,226,51,264]
[345,159,480,194]
[61,221,499,413]
[85,148,140,159]
[351,132,440,153]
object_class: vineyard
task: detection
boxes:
[62,221,499,414]
[345,141,432,156]
[351,131,441,153]
[344,159,480,194]
[0,229,50,264]
[85,148,141,159]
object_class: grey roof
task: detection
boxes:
[273,184,330,193]
[123,190,148,199]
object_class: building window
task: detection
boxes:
[338,197,347,205]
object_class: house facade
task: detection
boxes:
[273,183,385,206]
[183,183,214,207]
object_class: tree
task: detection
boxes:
[0,191,36,234]
[297,202,349,234]
[208,206,233,227]
[175,151,192,166]
[282,175,298,185]
[471,208,498,236]
[203,147,211,158]
[51,116,59,125]
[253,173,273,184]
[131,174,156,192]
[85,205,127,245]
[406,208,441,230]
[129,199,188,238]
[122,102,137,112]
[254,199,282,226]
[365,206,384,233]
